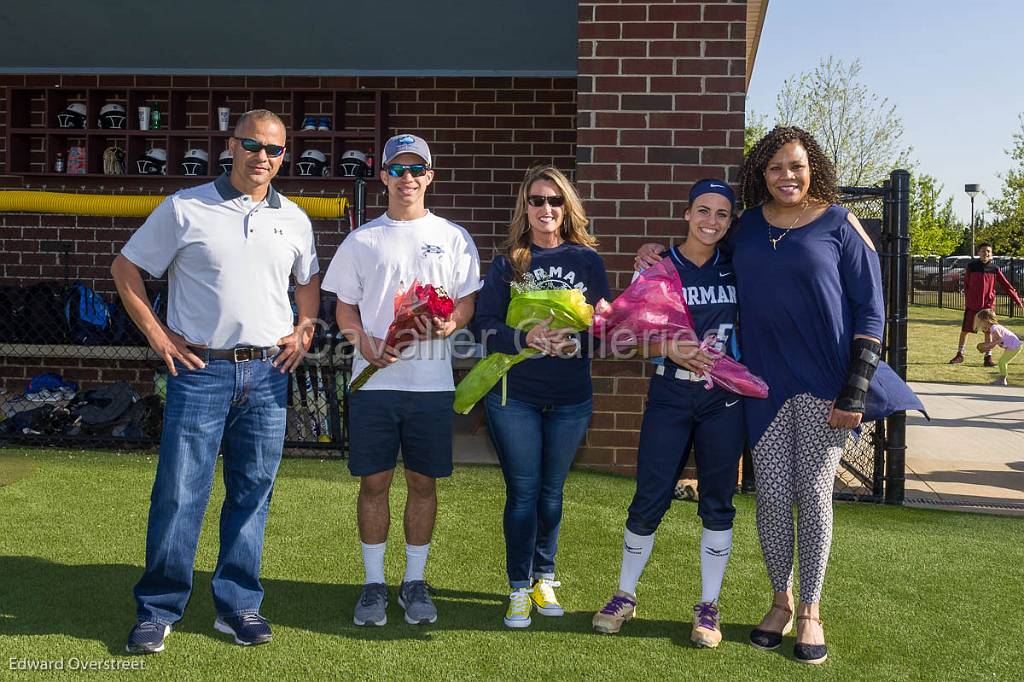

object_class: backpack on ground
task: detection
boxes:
[65,283,112,345]
[0,404,71,436]
[111,394,164,438]
[67,381,138,435]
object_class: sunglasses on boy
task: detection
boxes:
[526,195,565,208]
[385,163,431,177]
[234,137,286,157]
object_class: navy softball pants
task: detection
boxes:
[626,373,745,535]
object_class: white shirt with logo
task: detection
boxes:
[121,178,318,349]
[322,211,482,391]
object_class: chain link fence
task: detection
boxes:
[0,282,351,456]
[833,189,889,500]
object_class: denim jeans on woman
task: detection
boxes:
[485,393,592,589]
[133,357,287,625]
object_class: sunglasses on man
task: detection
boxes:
[234,137,286,157]
[526,195,565,208]
[385,163,431,177]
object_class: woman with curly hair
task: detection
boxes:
[475,164,610,629]
[634,126,921,664]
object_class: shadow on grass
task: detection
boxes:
[0,456,39,486]
[0,557,743,655]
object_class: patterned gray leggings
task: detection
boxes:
[752,393,849,604]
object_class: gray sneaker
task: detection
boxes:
[398,580,437,624]
[353,582,388,626]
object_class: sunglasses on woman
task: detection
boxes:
[526,195,565,208]
[234,137,286,157]
[386,163,430,177]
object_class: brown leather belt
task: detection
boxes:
[190,346,279,362]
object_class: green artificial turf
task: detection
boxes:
[1,449,1021,681]
[907,304,1024,385]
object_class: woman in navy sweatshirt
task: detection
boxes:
[475,164,610,629]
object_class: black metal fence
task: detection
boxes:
[911,255,1023,318]
[768,169,910,504]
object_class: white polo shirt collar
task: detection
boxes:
[214,173,282,209]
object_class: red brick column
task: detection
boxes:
[576,1,747,473]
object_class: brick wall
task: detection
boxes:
[576,0,747,473]
[0,2,748,472]
[0,74,576,391]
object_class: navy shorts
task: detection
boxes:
[348,390,455,478]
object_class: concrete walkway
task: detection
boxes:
[452,382,1024,516]
[905,382,1024,515]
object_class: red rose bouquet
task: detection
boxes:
[349,280,455,392]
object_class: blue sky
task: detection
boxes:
[746,0,1023,223]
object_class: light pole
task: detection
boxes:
[965,183,981,255]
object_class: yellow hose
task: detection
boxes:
[0,190,348,220]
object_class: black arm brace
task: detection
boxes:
[835,337,883,414]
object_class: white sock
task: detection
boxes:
[958,345,965,353]
[403,543,430,583]
[361,541,386,585]
[618,528,655,596]
[699,527,733,604]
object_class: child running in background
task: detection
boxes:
[974,309,1021,386]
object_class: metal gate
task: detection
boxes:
[834,169,910,503]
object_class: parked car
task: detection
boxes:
[913,261,941,290]
[939,256,970,293]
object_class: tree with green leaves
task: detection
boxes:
[978,114,1024,256]
[909,173,964,256]
[745,111,768,157]
[769,56,912,187]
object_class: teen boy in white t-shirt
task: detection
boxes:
[322,134,481,626]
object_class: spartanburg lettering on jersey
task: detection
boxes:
[665,247,740,359]
[682,284,737,306]
[526,265,588,294]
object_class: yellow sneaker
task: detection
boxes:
[504,588,532,628]
[530,578,564,616]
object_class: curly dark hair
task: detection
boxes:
[738,126,838,208]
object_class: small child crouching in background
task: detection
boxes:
[974,309,1021,386]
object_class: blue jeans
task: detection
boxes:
[133,357,288,624]
[485,394,592,589]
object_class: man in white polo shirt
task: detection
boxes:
[111,110,320,654]
[322,133,481,626]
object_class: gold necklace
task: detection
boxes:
[767,202,809,250]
